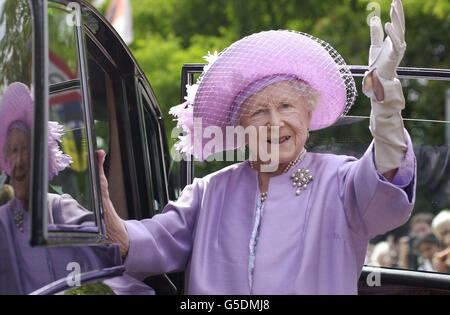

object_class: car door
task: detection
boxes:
[178,64,450,294]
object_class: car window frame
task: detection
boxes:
[31,0,107,245]
[138,80,170,216]
[29,0,49,246]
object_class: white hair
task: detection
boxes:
[431,209,450,241]
[285,79,319,111]
[370,242,390,267]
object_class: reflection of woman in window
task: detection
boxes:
[0,82,93,225]
[0,82,117,294]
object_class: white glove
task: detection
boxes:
[363,0,407,174]
[365,0,406,83]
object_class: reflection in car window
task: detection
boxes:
[141,94,168,215]
[0,2,121,294]
[47,6,97,229]
[0,81,109,293]
[0,0,32,227]
[87,51,129,220]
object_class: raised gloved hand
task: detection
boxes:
[368,0,406,81]
[363,0,408,176]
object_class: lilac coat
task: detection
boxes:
[123,135,416,294]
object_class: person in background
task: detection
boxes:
[414,233,440,271]
[431,209,450,249]
[430,209,450,273]
[398,212,434,270]
[370,242,395,267]
[432,248,450,273]
[410,213,434,238]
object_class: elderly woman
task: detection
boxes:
[100,0,415,294]
[0,82,118,294]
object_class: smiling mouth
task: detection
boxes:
[267,136,291,144]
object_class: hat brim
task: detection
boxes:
[194,30,356,132]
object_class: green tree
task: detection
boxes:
[0,0,32,90]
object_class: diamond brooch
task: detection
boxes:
[291,168,313,195]
[14,208,24,232]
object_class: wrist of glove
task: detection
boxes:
[365,71,407,174]
[363,69,403,107]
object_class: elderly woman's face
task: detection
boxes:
[239,80,312,166]
[5,128,30,206]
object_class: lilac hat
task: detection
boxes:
[0,82,72,181]
[170,30,357,160]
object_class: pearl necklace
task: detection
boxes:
[282,148,307,174]
[248,148,307,174]
[249,149,308,203]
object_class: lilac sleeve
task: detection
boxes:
[339,129,416,239]
[379,130,415,190]
[122,178,204,280]
[48,193,95,225]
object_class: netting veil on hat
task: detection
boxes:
[170,30,357,160]
[0,82,72,181]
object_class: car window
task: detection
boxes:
[86,40,130,220]
[140,87,169,215]
[48,5,93,211]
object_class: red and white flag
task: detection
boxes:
[106,0,134,45]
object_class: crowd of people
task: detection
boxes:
[366,210,450,273]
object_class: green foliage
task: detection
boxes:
[48,4,79,75]
[0,0,32,89]
[129,32,233,147]
[64,281,115,295]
